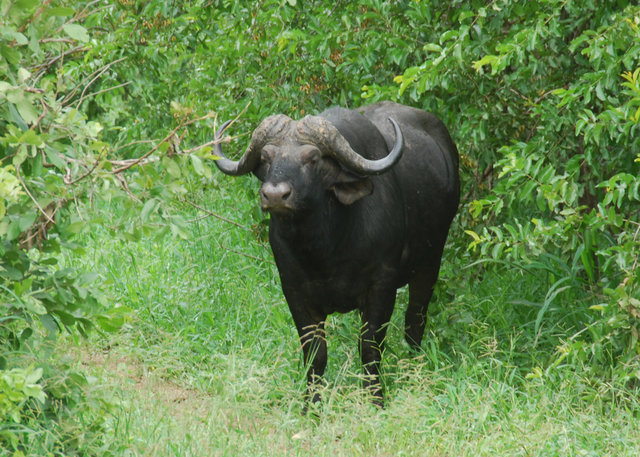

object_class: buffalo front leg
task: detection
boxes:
[359,291,395,407]
[295,318,327,412]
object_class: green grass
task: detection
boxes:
[55,182,640,456]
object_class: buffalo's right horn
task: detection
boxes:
[213,114,292,176]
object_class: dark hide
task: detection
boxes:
[214,101,460,409]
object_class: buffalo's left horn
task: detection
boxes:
[213,114,292,176]
[298,116,404,176]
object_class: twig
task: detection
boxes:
[64,154,104,185]
[111,132,179,174]
[109,156,159,167]
[112,113,215,174]
[75,81,132,107]
[15,165,56,225]
[31,46,88,81]
[187,214,213,223]
[221,244,274,265]
[181,198,250,230]
[117,139,156,150]
[39,38,75,44]
[462,164,494,203]
[35,98,48,129]
[74,57,128,108]
[631,223,640,275]
[17,0,52,32]
[180,137,224,155]
[62,57,126,106]
[114,174,140,202]
[218,101,252,136]
[76,0,103,22]
[24,87,45,94]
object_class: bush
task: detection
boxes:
[1,0,639,453]
[365,1,640,373]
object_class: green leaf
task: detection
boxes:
[64,221,86,235]
[24,367,43,385]
[457,10,476,22]
[18,129,43,147]
[141,198,157,222]
[39,314,59,336]
[162,157,182,178]
[534,278,573,336]
[45,148,66,169]
[7,103,29,131]
[11,31,29,46]
[25,298,47,316]
[424,43,442,53]
[44,7,75,17]
[191,154,211,178]
[472,55,497,73]
[595,82,606,101]
[15,98,38,125]
[0,44,20,65]
[18,211,37,232]
[63,24,90,42]
[17,68,30,83]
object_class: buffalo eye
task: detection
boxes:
[261,145,277,163]
[254,146,276,181]
[299,145,320,166]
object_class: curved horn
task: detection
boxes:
[213,115,292,176]
[297,116,404,176]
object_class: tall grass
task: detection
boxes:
[61,179,640,456]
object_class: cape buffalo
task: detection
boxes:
[213,101,459,409]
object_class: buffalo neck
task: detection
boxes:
[268,197,356,266]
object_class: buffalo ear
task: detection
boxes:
[329,174,373,205]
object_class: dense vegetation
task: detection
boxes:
[1,0,639,455]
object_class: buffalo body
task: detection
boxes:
[214,101,459,408]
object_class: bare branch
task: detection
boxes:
[31,46,88,82]
[75,81,132,107]
[74,57,128,108]
[180,198,250,230]
[220,244,275,265]
[39,38,75,44]
[109,157,159,167]
[35,98,48,130]
[116,139,156,151]
[64,155,104,186]
[180,137,226,155]
[114,174,141,202]
[112,113,215,174]
[15,165,56,225]
[17,0,52,33]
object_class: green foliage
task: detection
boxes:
[2,1,116,349]
[0,366,45,422]
[1,0,640,454]
[0,366,44,450]
[0,352,122,455]
[364,0,640,374]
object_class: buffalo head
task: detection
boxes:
[212,114,404,217]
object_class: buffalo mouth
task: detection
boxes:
[261,201,295,217]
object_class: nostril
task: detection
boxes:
[261,182,292,204]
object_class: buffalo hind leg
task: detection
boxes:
[405,266,439,350]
